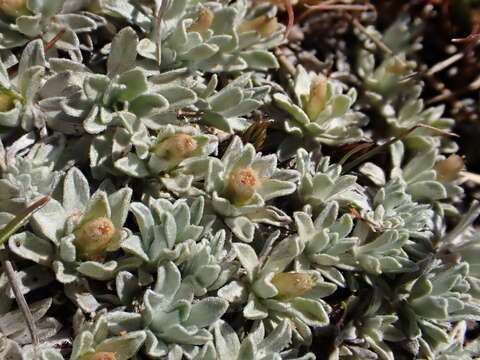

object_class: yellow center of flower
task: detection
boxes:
[305,74,327,121]
[152,133,198,166]
[227,167,259,205]
[0,0,28,18]
[188,7,214,34]
[386,59,408,74]
[74,217,116,260]
[81,352,117,360]
[271,272,315,298]
[238,15,279,37]
[0,93,14,112]
[434,154,464,183]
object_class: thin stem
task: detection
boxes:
[283,0,295,38]
[44,29,66,52]
[462,171,480,185]
[1,256,39,359]
[299,1,372,21]
[0,196,51,246]
[426,75,480,105]
[346,13,407,70]
[341,124,458,174]
[306,4,372,11]
[0,196,51,359]
[338,142,374,165]
[426,52,464,76]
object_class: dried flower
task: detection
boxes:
[271,272,315,298]
[74,217,116,259]
[81,352,117,360]
[305,74,328,121]
[0,93,14,112]
[386,58,408,74]
[434,154,464,183]
[238,15,279,37]
[226,167,260,205]
[0,0,28,18]
[188,7,214,33]
[152,133,198,166]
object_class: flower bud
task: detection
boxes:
[305,74,327,121]
[188,7,214,34]
[74,217,116,259]
[238,15,278,37]
[271,272,314,298]
[81,352,117,360]
[0,93,14,112]
[386,59,408,74]
[0,0,28,18]
[152,133,198,166]
[226,167,259,205]
[434,154,464,183]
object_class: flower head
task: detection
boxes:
[152,133,199,167]
[238,15,279,37]
[0,93,14,112]
[188,7,214,34]
[271,272,315,298]
[74,217,116,260]
[434,154,464,183]
[81,353,117,360]
[0,0,28,18]
[305,74,328,121]
[226,167,260,205]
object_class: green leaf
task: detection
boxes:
[108,187,132,233]
[8,231,54,266]
[214,321,241,360]
[16,15,42,37]
[156,85,197,109]
[0,196,50,246]
[77,261,118,281]
[164,0,188,20]
[241,50,279,71]
[115,154,149,178]
[233,243,259,279]
[274,93,310,126]
[184,43,219,62]
[63,167,90,215]
[209,87,243,113]
[410,276,433,300]
[95,331,147,360]
[258,320,291,354]
[257,179,296,201]
[237,337,256,360]
[27,0,63,16]
[0,58,9,88]
[69,330,95,360]
[129,93,169,118]
[263,236,302,273]
[82,192,110,223]
[118,69,148,101]
[407,181,446,200]
[225,216,256,243]
[183,298,228,328]
[55,13,99,32]
[290,297,330,326]
[107,27,138,77]
[411,297,448,319]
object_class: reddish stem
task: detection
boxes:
[283,0,295,38]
